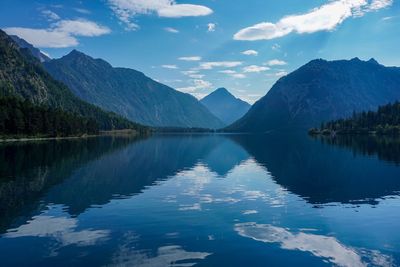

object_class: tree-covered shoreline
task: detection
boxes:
[0,29,147,133]
[309,102,400,136]
[0,96,100,138]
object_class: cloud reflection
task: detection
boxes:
[4,207,110,254]
[109,232,211,267]
[234,223,393,267]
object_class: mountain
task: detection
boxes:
[0,30,142,131]
[44,51,224,129]
[200,88,251,125]
[9,35,51,63]
[227,58,400,132]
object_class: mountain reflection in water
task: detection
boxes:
[0,133,399,266]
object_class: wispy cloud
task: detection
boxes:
[181,70,199,75]
[241,50,258,56]
[4,19,110,48]
[181,69,205,79]
[199,61,243,70]
[164,27,179,33]
[267,71,288,77]
[234,0,393,41]
[381,15,396,21]
[177,79,213,98]
[243,65,270,73]
[188,74,205,79]
[179,56,202,61]
[219,70,246,79]
[266,59,287,66]
[74,8,91,14]
[108,0,213,31]
[161,64,179,69]
[219,70,236,74]
[230,73,246,79]
[41,10,60,21]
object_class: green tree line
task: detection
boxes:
[309,101,400,136]
[0,96,99,138]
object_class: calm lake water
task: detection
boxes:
[0,133,400,266]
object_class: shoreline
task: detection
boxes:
[0,129,139,143]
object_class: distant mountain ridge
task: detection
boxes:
[0,30,140,131]
[200,88,251,125]
[227,58,400,132]
[44,51,224,129]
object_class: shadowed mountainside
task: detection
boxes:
[227,58,400,132]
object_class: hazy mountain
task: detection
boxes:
[200,88,251,125]
[9,35,51,63]
[44,51,224,129]
[0,30,140,130]
[227,58,400,132]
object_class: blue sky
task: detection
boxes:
[1,0,399,103]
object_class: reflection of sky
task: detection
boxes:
[2,156,400,266]
[109,232,211,267]
[235,223,393,267]
[4,205,110,256]
[164,159,289,213]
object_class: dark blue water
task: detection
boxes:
[0,134,399,266]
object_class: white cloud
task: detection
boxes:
[41,10,60,21]
[161,64,178,69]
[219,70,236,74]
[231,73,246,79]
[4,28,78,48]
[242,210,258,215]
[4,19,110,48]
[54,19,111,37]
[207,23,216,32]
[181,70,199,75]
[381,16,394,20]
[234,0,393,41]
[219,69,246,79]
[269,71,288,77]
[177,79,213,97]
[188,74,205,79]
[368,0,393,10]
[193,79,212,89]
[74,8,91,14]
[108,0,213,30]
[164,27,179,33]
[241,50,258,56]
[266,59,287,66]
[179,56,202,61]
[243,65,270,73]
[199,61,243,70]
[158,4,213,18]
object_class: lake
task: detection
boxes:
[0,133,400,266]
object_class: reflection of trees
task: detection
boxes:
[0,135,248,231]
[315,135,400,165]
[0,136,140,232]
